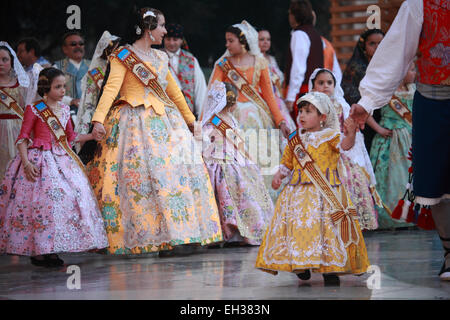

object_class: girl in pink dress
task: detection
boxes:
[0,67,108,267]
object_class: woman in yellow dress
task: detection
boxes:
[88,7,222,255]
[204,21,290,203]
[255,92,369,285]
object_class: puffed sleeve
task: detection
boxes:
[259,67,285,126]
[165,71,196,125]
[15,105,37,145]
[280,144,294,170]
[91,58,126,124]
[65,116,78,144]
[327,132,341,153]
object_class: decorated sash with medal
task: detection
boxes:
[389,96,412,127]
[0,88,24,119]
[112,47,176,108]
[217,58,274,125]
[288,130,359,248]
[33,100,86,172]
[209,114,253,162]
[87,67,104,90]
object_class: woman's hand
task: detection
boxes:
[279,121,290,139]
[23,161,39,182]
[92,122,106,141]
[377,127,393,138]
[350,104,370,130]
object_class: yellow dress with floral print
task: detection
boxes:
[87,46,222,254]
[255,128,370,275]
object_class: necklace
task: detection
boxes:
[131,44,153,57]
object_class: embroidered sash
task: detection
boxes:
[33,100,86,172]
[88,67,104,90]
[288,130,359,248]
[0,88,24,119]
[217,58,274,125]
[112,47,176,108]
[389,96,412,127]
[209,114,252,162]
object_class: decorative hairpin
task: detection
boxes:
[143,10,156,19]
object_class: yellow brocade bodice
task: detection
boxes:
[91,46,195,125]
[281,128,341,186]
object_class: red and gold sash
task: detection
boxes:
[209,114,252,162]
[112,47,176,108]
[389,96,412,127]
[87,67,104,90]
[33,100,86,172]
[0,88,24,119]
[288,130,359,248]
[217,58,274,125]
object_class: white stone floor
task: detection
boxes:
[0,229,449,300]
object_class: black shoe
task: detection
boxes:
[45,254,64,267]
[323,273,340,286]
[296,270,311,280]
[30,256,50,267]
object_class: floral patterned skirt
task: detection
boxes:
[370,128,414,229]
[339,155,379,230]
[255,183,370,275]
[87,104,223,255]
[0,148,108,256]
[232,101,286,203]
[206,162,274,245]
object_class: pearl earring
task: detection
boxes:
[149,32,155,41]
[320,121,324,128]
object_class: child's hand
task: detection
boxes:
[23,161,39,182]
[377,127,393,138]
[272,171,282,190]
[344,117,357,135]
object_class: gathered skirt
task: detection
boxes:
[87,104,223,255]
[206,162,274,245]
[0,148,108,256]
[370,128,414,229]
[255,183,370,275]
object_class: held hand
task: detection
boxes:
[350,104,370,130]
[343,117,358,135]
[271,171,282,190]
[187,122,195,134]
[92,122,106,141]
[279,121,290,139]
[378,127,393,138]
[23,162,39,182]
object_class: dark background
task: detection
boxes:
[1,0,331,72]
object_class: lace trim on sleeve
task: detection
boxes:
[253,55,269,87]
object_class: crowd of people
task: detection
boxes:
[0,0,448,285]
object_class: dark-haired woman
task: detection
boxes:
[0,42,31,181]
[0,67,108,267]
[205,21,289,203]
[88,8,222,255]
[341,29,385,151]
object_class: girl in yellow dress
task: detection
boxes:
[87,7,222,255]
[255,92,370,285]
